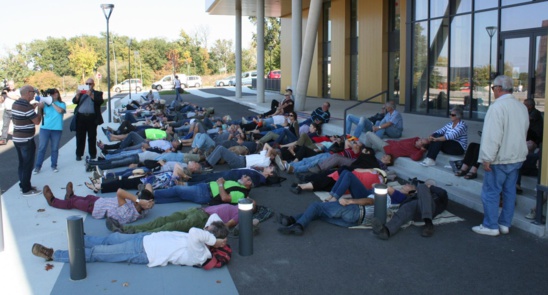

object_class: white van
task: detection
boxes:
[242,71,257,85]
[151,74,186,91]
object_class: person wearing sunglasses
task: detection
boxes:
[420,107,468,167]
[72,78,104,161]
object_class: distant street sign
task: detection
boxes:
[96,73,102,79]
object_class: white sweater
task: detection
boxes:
[478,94,529,165]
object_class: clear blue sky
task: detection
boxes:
[0,0,254,52]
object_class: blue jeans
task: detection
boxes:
[154,183,212,204]
[290,153,331,173]
[481,162,522,229]
[35,129,62,169]
[15,138,36,193]
[295,202,361,228]
[276,129,298,144]
[89,154,139,170]
[105,149,141,160]
[346,114,370,137]
[207,146,246,168]
[53,232,150,264]
[330,170,374,199]
[191,133,215,151]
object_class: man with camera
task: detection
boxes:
[73,78,104,161]
[0,80,20,145]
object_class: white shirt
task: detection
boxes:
[4,89,20,110]
[245,150,271,168]
[143,228,216,267]
[174,78,181,88]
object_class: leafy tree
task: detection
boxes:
[27,38,72,76]
[26,71,62,91]
[209,39,235,74]
[248,17,280,73]
[0,44,33,85]
[68,38,99,83]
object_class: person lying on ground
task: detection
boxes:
[363,131,429,161]
[372,182,448,239]
[291,167,386,195]
[42,182,154,225]
[153,175,253,205]
[31,219,229,268]
[205,142,278,170]
[188,166,276,188]
[107,202,256,234]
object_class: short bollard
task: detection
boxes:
[373,184,388,225]
[238,198,254,256]
[67,216,86,280]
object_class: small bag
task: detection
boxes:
[69,114,77,132]
[201,245,232,270]
[178,88,184,94]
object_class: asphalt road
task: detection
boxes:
[1,89,548,294]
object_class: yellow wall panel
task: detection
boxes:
[330,0,350,100]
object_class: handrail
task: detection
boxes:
[343,90,388,135]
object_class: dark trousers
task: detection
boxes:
[76,114,98,158]
[385,184,435,236]
[426,134,464,160]
[101,177,142,193]
[262,100,279,117]
[15,138,36,193]
[462,142,481,168]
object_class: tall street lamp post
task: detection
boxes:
[134,50,143,90]
[111,40,118,85]
[127,39,132,101]
[101,3,114,122]
[486,26,497,107]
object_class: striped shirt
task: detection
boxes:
[433,120,468,150]
[92,197,145,225]
[11,99,38,142]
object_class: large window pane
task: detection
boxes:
[472,10,498,119]
[475,0,498,11]
[429,18,450,116]
[450,15,472,117]
[412,21,429,113]
[502,2,548,31]
[456,0,472,14]
[414,0,428,21]
[534,35,546,112]
[431,0,450,18]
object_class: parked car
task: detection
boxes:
[267,70,281,79]
[215,76,235,87]
[151,73,186,91]
[112,79,142,93]
[242,71,257,85]
[185,75,202,88]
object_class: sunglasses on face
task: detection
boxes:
[450,114,457,117]
[86,83,94,86]
[288,114,294,117]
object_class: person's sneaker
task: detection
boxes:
[76,156,82,161]
[499,224,510,235]
[371,218,390,240]
[33,168,40,175]
[32,243,53,261]
[274,155,285,171]
[525,208,536,220]
[472,224,500,236]
[52,167,59,173]
[420,158,436,167]
[277,223,304,236]
[96,165,104,177]
[276,213,296,226]
[421,222,435,237]
[22,188,42,196]
[106,217,124,233]
[290,186,302,194]
[241,117,249,124]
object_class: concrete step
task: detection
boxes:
[391,153,545,237]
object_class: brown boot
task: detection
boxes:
[32,243,53,261]
[65,182,74,200]
[42,185,55,206]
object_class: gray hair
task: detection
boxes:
[207,221,229,239]
[493,75,514,92]
[19,85,34,95]
[385,101,396,110]
[450,107,463,119]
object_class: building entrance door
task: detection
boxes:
[501,30,547,111]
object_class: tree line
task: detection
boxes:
[0,17,280,91]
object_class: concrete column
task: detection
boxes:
[295,0,322,111]
[292,0,302,91]
[256,0,265,103]
[235,0,242,98]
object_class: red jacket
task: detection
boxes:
[384,137,425,161]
